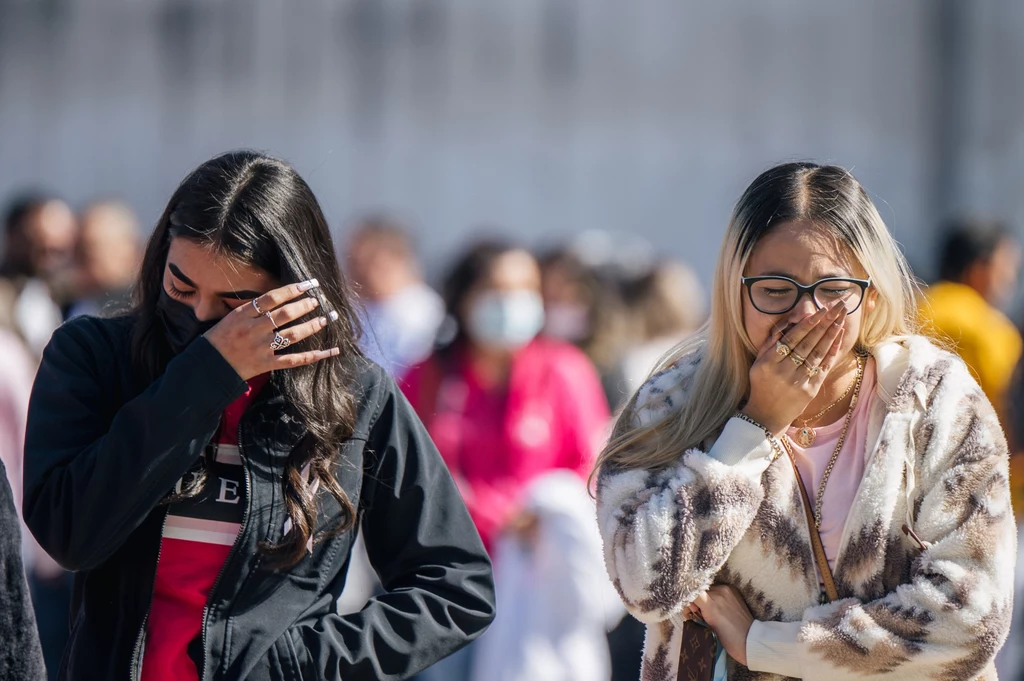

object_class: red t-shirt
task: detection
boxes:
[140,375,268,681]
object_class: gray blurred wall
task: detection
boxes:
[1,0,1023,285]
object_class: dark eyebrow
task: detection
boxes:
[168,263,197,288]
[169,262,262,300]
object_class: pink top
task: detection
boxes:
[402,338,611,551]
[786,359,877,571]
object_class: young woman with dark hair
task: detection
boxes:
[22,150,495,681]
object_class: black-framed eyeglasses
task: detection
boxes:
[741,276,871,315]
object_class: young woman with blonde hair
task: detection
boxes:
[596,162,1015,680]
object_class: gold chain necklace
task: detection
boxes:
[793,359,860,447]
[783,353,866,528]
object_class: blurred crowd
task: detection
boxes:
[5,189,1024,681]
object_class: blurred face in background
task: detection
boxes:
[14,199,77,277]
[539,258,593,343]
[463,249,545,352]
[979,238,1021,309]
[345,228,417,302]
[77,202,142,294]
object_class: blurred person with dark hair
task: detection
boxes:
[22,152,494,681]
[0,193,76,356]
[538,249,629,408]
[617,261,706,393]
[67,199,142,319]
[403,240,611,681]
[344,215,444,377]
[919,218,1022,417]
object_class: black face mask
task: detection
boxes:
[156,289,220,354]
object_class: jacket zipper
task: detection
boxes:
[130,509,169,681]
[199,423,254,681]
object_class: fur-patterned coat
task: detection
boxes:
[596,336,1016,680]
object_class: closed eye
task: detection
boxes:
[168,283,196,300]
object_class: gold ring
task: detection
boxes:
[805,364,821,377]
[789,352,806,367]
[776,341,792,358]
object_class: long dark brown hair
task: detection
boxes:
[132,150,364,567]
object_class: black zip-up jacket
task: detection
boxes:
[22,315,495,681]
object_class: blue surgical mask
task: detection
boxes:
[467,290,545,350]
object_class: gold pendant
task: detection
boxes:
[797,426,816,447]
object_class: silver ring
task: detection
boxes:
[264,311,276,328]
[251,298,265,316]
[270,332,291,351]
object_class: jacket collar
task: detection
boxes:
[869,335,939,411]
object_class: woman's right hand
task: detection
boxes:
[204,280,340,381]
[742,301,848,435]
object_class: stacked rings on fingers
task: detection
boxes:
[789,352,806,367]
[776,341,792,358]
[270,333,291,351]
[251,299,265,316]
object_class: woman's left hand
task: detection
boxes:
[689,585,755,666]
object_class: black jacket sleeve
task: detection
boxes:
[0,459,46,681]
[22,319,248,571]
[288,377,496,680]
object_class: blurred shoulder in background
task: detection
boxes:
[343,214,444,378]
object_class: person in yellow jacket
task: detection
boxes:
[920,220,1023,514]
[920,220,1021,414]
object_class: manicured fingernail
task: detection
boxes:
[330,347,340,356]
[318,316,328,328]
[298,279,320,291]
[328,310,339,322]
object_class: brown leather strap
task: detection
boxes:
[788,453,840,603]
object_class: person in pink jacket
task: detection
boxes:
[402,240,610,553]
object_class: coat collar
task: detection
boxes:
[869,335,939,411]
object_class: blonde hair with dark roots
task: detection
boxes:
[597,162,920,473]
